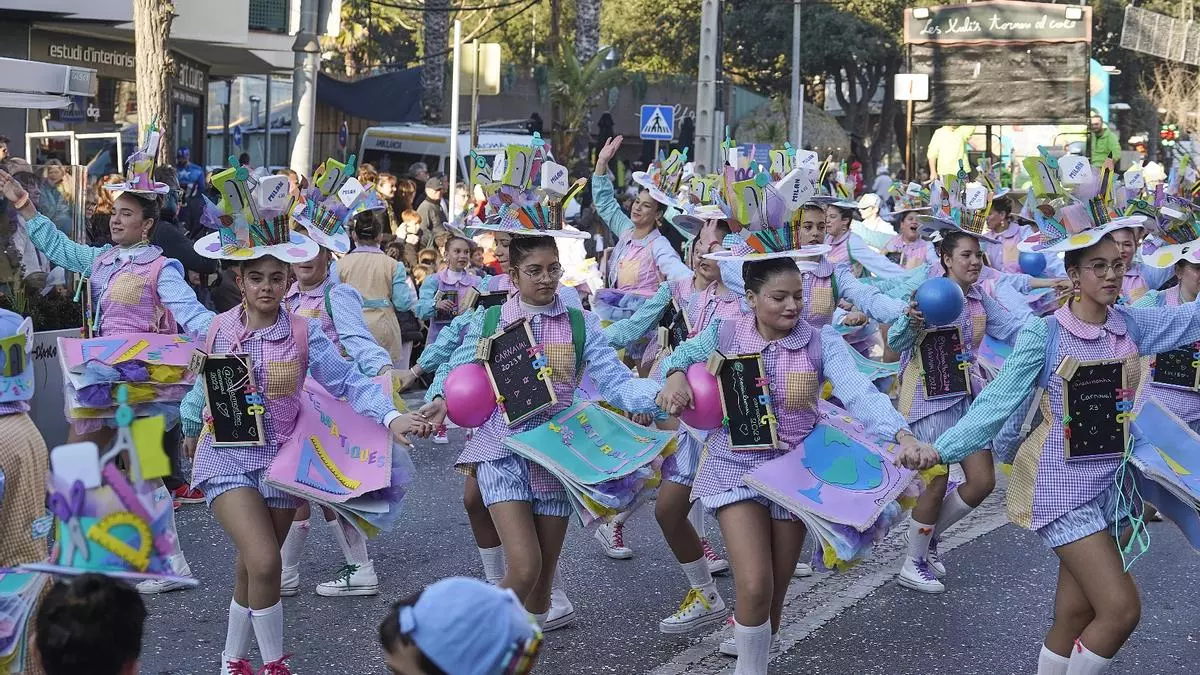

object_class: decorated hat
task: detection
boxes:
[1141,189,1200,268]
[1017,153,1146,253]
[670,173,729,238]
[975,160,1010,198]
[104,121,170,197]
[918,164,999,244]
[22,387,197,586]
[194,157,319,263]
[468,160,590,241]
[704,166,831,262]
[887,181,931,219]
[311,154,358,198]
[0,309,33,405]
[633,147,689,208]
[291,174,384,253]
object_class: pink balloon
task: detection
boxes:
[679,362,724,430]
[444,363,497,428]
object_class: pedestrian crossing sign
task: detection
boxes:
[639,105,675,141]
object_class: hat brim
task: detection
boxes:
[918,216,999,244]
[1017,216,1147,253]
[632,171,687,208]
[888,206,931,221]
[1143,242,1200,268]
[106,183,171,197]
[704,243,832,263]
[195,230,321,263]
[290,211,352,254]
[466,222,590,240]
[20,562,200,587]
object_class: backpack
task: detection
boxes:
[481,305,586,377]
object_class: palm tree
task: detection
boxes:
[550,46,625,164]
[422,0,451,123]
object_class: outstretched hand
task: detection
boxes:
[595,135,623,176]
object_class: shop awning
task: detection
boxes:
[317,69,423,124]
[0,56,96,109]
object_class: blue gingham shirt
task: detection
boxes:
[592,173,692,282]
[284,277,393,377]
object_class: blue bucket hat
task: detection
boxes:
[0,308,34,404]
[399,577,542,675]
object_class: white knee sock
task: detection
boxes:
[533,611,549,627]
[332,518,369,565]
[249,601,284,663]
[479,545,506,585]
[612,510,632,525]
[552,566,564,592]
[1065,641,1112,674]
[733,619,772,675]
[687,500,706,541]
[1037,644,1070,675]
[679,556,714,590]
[934,488,974,538]
[906,515,936,560]
[223,599,253,659]
[280,519,310,570]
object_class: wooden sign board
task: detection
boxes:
[918,327,971,400]
[480,319,556,427]
[201,353,265,446]
[715,352,779,450]
[1062,359,1128,461]
[1151,344,1200,391]
[885,251,903,265]
[434,290,459,322]
[474,291,509,310]
[657,298,691,351]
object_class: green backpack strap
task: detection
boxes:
[324,284,334,321]
[482,305,503,338]
[568,307,586,376]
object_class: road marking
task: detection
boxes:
[649,495,1009,675]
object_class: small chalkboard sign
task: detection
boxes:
[917,327,971,400]
[658,298,690,351]
[434,290,459,322]
[481,319,557,426]
[1151,344,1200,391]
[201,353,265,446]
[885,251,903,265]
[714,352,779,450]
[1062,358,1128,462]
[475,291,509,310]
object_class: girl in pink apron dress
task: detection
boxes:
[415,234,483,345]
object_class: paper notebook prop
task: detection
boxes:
[21,387,195,586]
[0,572,48,673]
[266,375,412,538]
[1129,398,1200,552]
[503,402,676,527]
[743,401,917,567]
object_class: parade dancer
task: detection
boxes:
[0,309,48,570]
[881,183,936,270]
[659,251,934,674]
[278,180,405,597]
[336,211,413,367]
[185,182,426,675]
[419,226,662,629]
[823,200,911,280]
[889,210,1026,593]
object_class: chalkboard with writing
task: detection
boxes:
[434,290,459,322]
[475,291,509,310]
[886,251,903,265]
[658,298,691,351]
[201,353,265,447]
[1063,359,1128,461]
[716,353,779,450]
[918,327,971,400]
[1151,344,1200,391]
[482,319,556,426]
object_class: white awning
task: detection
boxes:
[0,56,96,109]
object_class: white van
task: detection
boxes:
[357,124,545,180]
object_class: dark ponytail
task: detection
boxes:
[508,235,559,267]
[743,257,801,294]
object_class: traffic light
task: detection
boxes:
[1160,123,1178,147]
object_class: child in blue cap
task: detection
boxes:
[378,577,542,675]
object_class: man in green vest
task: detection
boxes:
[1089,109,1121,168]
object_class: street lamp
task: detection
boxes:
[249,95,262,128]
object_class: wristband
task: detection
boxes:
[665,367,688,379]
[12,193,29,211]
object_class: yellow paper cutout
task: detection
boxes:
[130,415,170,479]
[88,511,152,571]
[113,339,151,363]
[1157,448,1191,476]
[311,436,361,490]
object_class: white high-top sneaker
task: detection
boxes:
[315,561,380,597]
[543,585,576,631]
[659,587,728,634]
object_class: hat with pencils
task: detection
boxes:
[22,387,197,587]
[633,147,689,208]
[104,122,171,197]
[468,163,590,240]
[1142,189,1200,268]
[918,165,999,244]
[291,173,384,254]
[703,166,831,262]
[194,158,319,263]
[887,182,931,221]
[1017,153,1146,254]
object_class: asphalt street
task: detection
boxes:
[140,421,1200,675]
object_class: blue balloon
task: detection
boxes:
[1019,251,1048,277]
[914,277,966,326]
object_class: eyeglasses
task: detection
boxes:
[517,265,563,281]
[1082,261,1128,277]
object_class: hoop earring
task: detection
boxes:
[1072,281,1081,304]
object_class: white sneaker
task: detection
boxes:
[543,586,576,632]
[719,632,781,656]
[432,427,449,445]
[927,538,947,579]
[137,560,194,594]
[897,556,946,594]
[793,562,813,578]
[659,587,728,634]
[280,564,300,597]
[594,522,633,560]
[315,561,380,597]
[701,538,729,575]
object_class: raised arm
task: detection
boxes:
[24,212,104,275]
